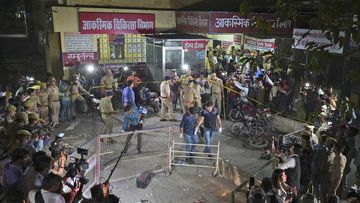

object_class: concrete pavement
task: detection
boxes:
[53,110,273,202]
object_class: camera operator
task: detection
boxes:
[82,183,119,203]
[49,135,68,175]
[122,105,143,154]
[62,167,84,203]
[28,172,65,203]
[275,143,302,198]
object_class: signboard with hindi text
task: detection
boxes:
[79,12,155,34]
[209,12,293,34]
[243,35,275,52]
[292,28,344,54]
[64,32,96,52]
[175,11,209,34]
[182,40,207,51]
[62,52,98,66]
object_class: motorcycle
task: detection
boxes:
[229,96,257,122]
[139,85,160,113]
[83,93,100,116]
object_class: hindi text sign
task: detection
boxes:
[79,12,155,34]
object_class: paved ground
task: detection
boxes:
[53,110,274,203]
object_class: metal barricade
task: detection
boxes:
[95,126,173,184]
[169,140,221,177]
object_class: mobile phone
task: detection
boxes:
[249,176,255,189]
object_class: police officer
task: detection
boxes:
[48,77,60,127]
[38,82,49,122]
[25,86,41,113]
[1,105,17,130]
[23,99,36,114]
[100,91,114,135]
[7,112,28,149]
[170,69,180,110]
[160,76,175,121]
[193,77,202,113]
[209,73,223,115]
[100,69,115,96]
[181,79,196,114]
[69,74,89,119]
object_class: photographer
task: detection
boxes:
[28,172,65,203]
[50,135,68,175]
[122,105,143,154]
[62,167,83,203]
[272,169,295,203]
[276,143,302,198]
[82,182,119,203]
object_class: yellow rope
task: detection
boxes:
[207,79,313,124]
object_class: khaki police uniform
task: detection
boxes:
[99,97,114,134]
[210,76,223,114]
[48,85,60,125]
[179,75,191,113]
[29,95,40,113]
[100,73,114,96]
[193,83,202,110]
[39,89,49,122]
[23,99,36,113]
[69,81,88,117]
[160,80,173,120]
[181,84,196,114]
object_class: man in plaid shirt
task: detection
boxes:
[122,105,143,154]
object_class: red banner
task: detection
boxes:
[63,52,98,66]
[182,40,207,50]
[209,12,293,34]
[175,12,209,34]
[233,34,242,45]
[79,12,155,34]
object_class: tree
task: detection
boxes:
[239,0,360,86]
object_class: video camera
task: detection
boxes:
[49,133,72,160]
[279,135,299,152]
[65,147,90,184]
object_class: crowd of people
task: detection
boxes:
[0,71,126,202]
[0,46,358,203]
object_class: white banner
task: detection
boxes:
[64,32,96,52]
[243,35,275,52]
[292,28,344,54]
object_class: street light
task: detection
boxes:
[86,64,95,73]
[123,66,129,71]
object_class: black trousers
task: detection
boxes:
[124,123,143,152]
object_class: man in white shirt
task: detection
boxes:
[277,144,302,196]
[28,172,65,203]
